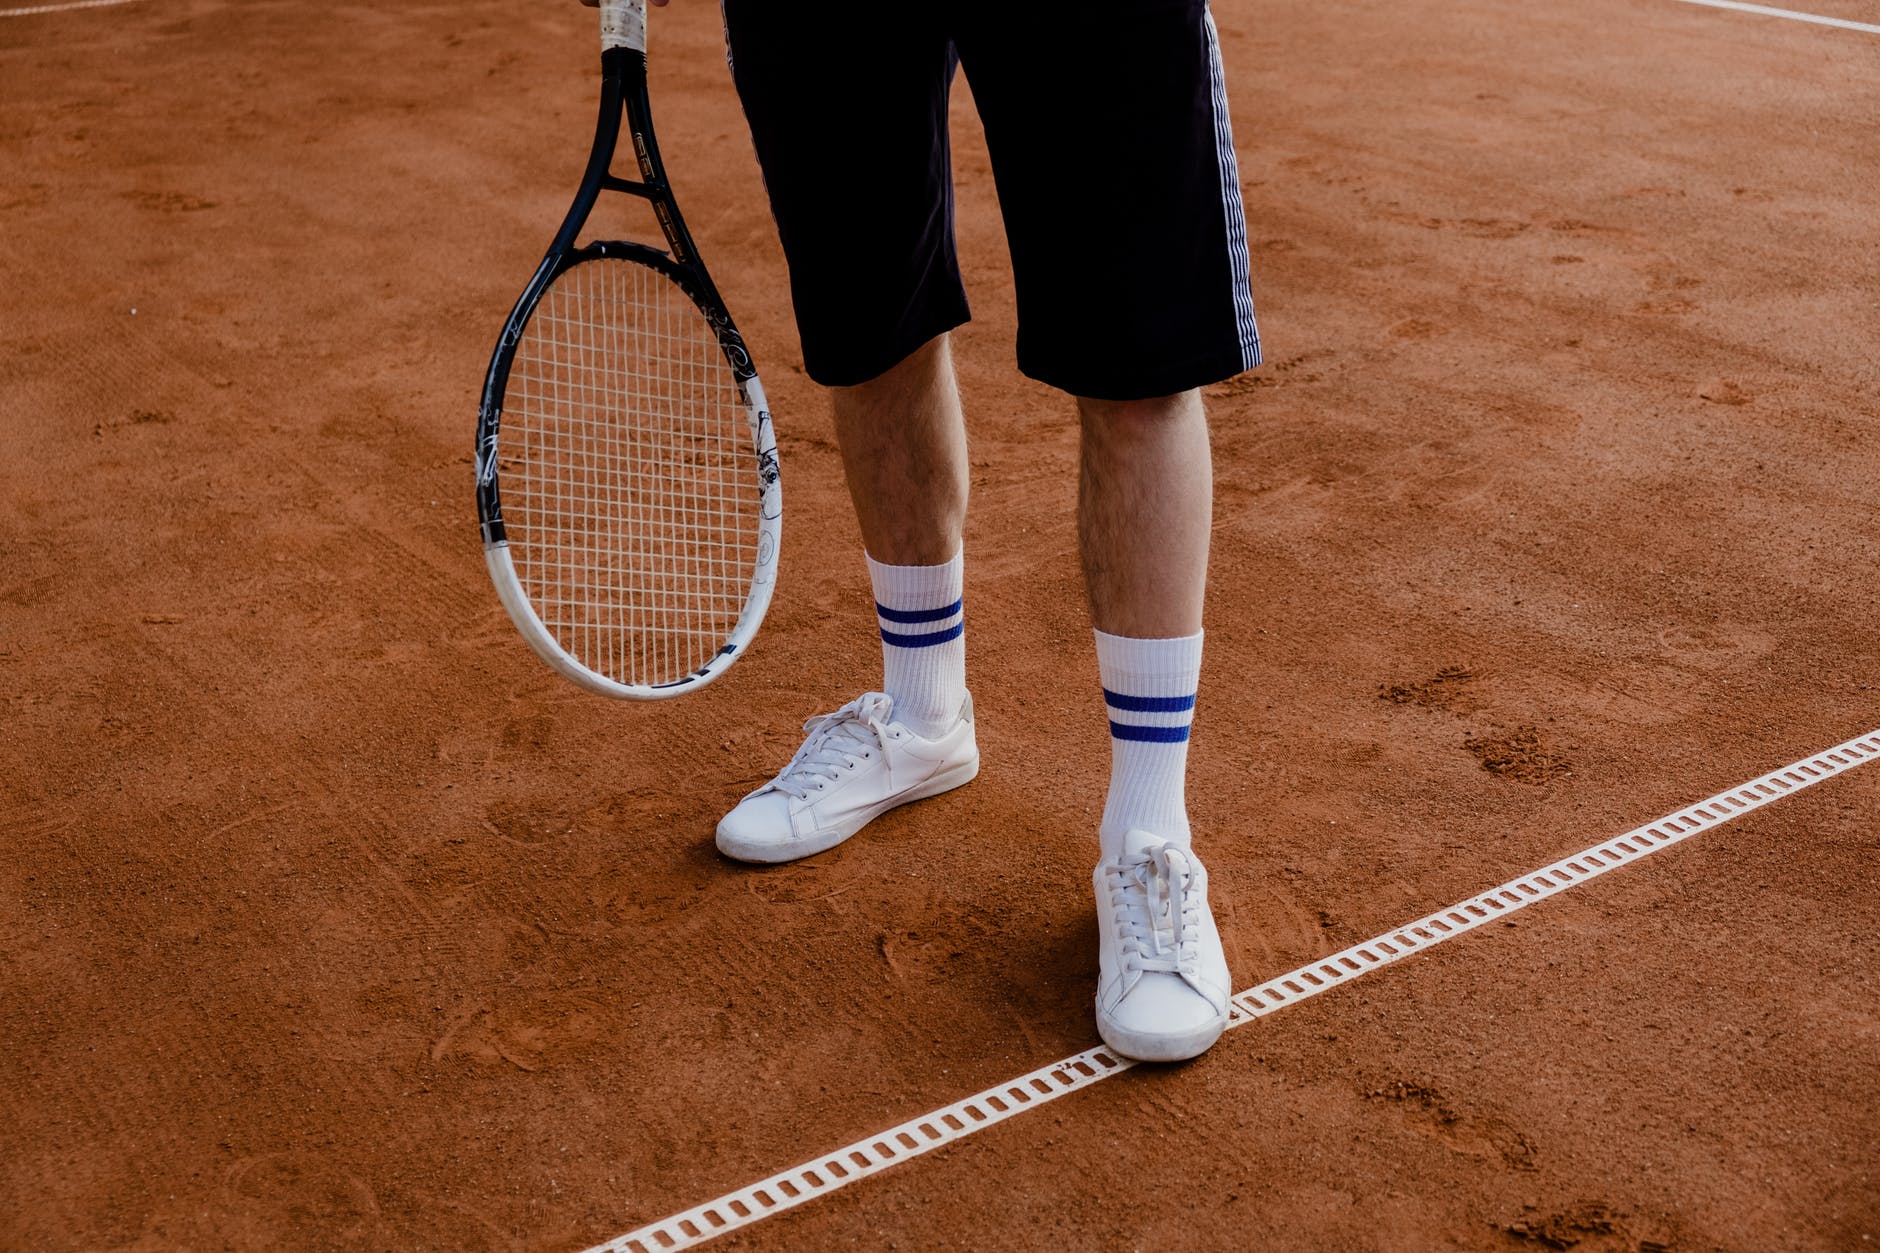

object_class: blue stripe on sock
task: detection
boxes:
[876,598,963,625]
[880,620,965,649]
[1103,690,1197,714]
[1109,721,1191,743]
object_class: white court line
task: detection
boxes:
[1668,0,1880,34]
[0,0,140,15]
[586,724,1880,1252]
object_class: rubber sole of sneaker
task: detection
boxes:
[715,753,981,865]
[1096,1011,1227,1064]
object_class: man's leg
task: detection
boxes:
[715,5,981,864]
[715,337,978,862]
[1077,388,1209,641]
[833,334,971,739]
[1079,387,1230,1062]
[1080,387,1210,859]
[831,334,968,567]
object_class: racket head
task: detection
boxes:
[476,241,780,699]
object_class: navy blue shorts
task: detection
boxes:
[722,0,1262,401]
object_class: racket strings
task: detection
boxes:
[505,257,756,687]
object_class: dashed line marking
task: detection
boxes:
[1668,0,1880,35]
[584,725,1880,1251]
[1,0,139,14]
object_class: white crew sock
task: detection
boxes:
[865,549,967,738]
[1095,628,1203,860]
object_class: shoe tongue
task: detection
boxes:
[1121,829,1171,858]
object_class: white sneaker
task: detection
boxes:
[1093,830,1232,1062]
[715,692,979,864]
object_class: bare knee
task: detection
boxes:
[1077,388,1203,433]
[833,334,953,410]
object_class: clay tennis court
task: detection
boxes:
[4,0,1878,1248]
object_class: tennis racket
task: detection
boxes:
[475,0,780,699]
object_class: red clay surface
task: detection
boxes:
[3,1,1878,1249]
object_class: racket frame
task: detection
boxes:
[475,26,780,700]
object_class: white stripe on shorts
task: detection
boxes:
[1203,6,1261,370]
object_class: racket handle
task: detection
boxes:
[600,0,647,53]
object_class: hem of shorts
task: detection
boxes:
[802,311,972,390]
[1017,341,1263,403]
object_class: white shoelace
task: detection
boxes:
[1106,842,1202,978]
[765,692,897,801]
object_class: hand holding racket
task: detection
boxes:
[475,0,780,699]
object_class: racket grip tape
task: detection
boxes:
[600,0,647,53]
